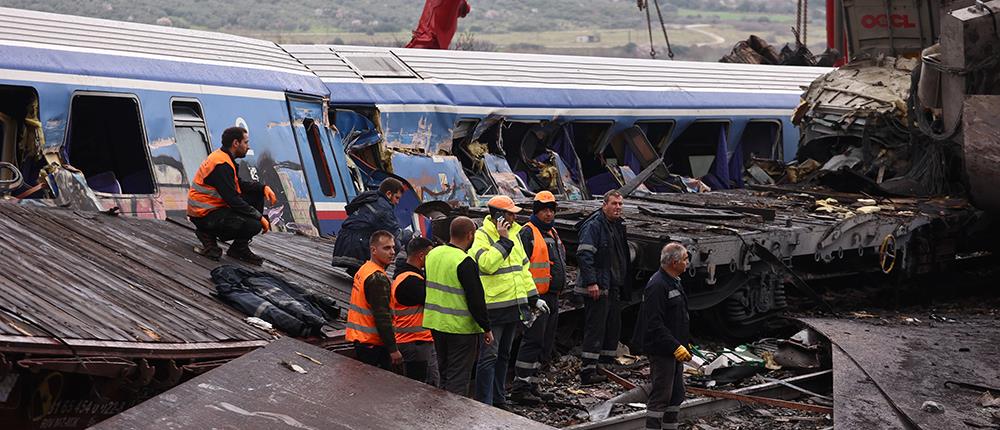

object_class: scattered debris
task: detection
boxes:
[980,392,1000,408]
[281,361,308,374]
[296,351,323,365]
[921,400,945,414]
[244,316,274,332]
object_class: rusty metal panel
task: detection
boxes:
[0,203,352,358]
[94,337,554,430]
[963,96,1000,212]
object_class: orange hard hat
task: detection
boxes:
[486,195,522,213]
[534,191,557,204]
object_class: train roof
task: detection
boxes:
[283,44,831,111]
[0,7,326,96]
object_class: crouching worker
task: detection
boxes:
[188,126,276,265]
[631,243,692,430]
[347,230,403,372]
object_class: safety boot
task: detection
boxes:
[227,240,264,265]
[193,230,222,260]
[580,370,607,386]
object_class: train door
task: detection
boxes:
[286,96,350,236]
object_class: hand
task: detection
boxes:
[483,330,494,345]
[260,216,270,234]
[587,284,600,300]
[535,298,550,314]
[673,345,692,362]
[263,185,277,206]
[389,350,404,366]
[496,218,510,239]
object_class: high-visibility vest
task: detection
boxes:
[346,260,388,345]
[187,149,240,218]
[469,216,537,310]
[525,222,561,295]
[390,271,434,344]
[423,246,483,334]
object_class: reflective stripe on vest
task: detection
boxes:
[470,218,536,311]
[390,271,434,344]
[525,223,559,295]
[187,149,241,218]
[423,246,483,334]
[346,260,388,345]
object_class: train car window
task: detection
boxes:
[0,86,42,196]
[171,101,211,184]
[570,122,615,195]
[740,120,782,161]
[304,117,336,197]
[665,121,729,178]
[635,121,675,153]
[67,94,155,195]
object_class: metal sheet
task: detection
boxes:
[0,203,352,358]
[94,337,554,430]
[962,96,1000,212]
[801,317,1000,430]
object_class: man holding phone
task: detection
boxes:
[469,195,537,409]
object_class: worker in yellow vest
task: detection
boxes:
[346,230,403,372]
[187,126,276,265]
[390,236,439,385]
[470,195,546,409]
[424,217,493,397]
[510,191,565,404]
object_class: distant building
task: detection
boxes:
[575,34,601,43]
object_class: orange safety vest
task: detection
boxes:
[187,149,241,218]
[390,271,434,344]
[346,260,388,346]
[526,222,560,295]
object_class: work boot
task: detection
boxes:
[193,231,222,260]
[580,370,607,386]
[227,240,264,265]
[509,388,542,405]
[531,386,556,402]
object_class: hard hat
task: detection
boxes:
[486,195,522,213]
[534,191,557,204]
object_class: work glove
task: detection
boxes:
[535,298,550,314]
[673,345,692,362]
[263,185,277,206]
[260,216,270,234]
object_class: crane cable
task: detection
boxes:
[794,0,809,46]
[637,0,674,59]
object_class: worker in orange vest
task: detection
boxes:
[510,191,565,404]
[346,230,403,371]
[390,236,439,385]
[187,126,276,265]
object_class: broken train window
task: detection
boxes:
[0,85,45,198]
[507,120,586,199]
[453,117,527,198]
[66,93,155,195]
[635,120,675,154]
[739,120,782,162]
[665,120,730,183]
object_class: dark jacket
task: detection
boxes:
[519,218,567,294]
[574,210,628,295]
[211,265,339,337]
[630,269,690,357]
[200,157,264,220]
[331,191,401,271]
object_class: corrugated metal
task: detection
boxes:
[0,7,310,74]
[287,44,829,92]
[0,203,351,354]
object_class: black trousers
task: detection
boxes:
[432,330,480,398]
[646,354,685,429]
[581,289,621,372]
[354,342,393,371]
[191,190,264,243]
[512,293,559,392]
